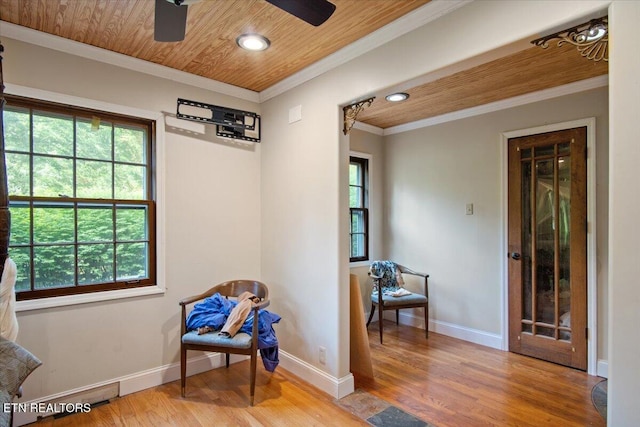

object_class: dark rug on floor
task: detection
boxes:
[591,379,607,420]
[367,406,428,427]
[336,389,436,427]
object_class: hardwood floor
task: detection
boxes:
[360,321,605,427]
[32,322,605,426]
[31,364,367,427]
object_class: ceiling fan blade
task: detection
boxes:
[265,0,336,27]
[154,0,188,42]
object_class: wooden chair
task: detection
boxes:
[366,261,429,344]
[179,280,269,405]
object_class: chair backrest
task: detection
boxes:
[182,280,269,308]
[369,260,400,293]
[215,280,269,301]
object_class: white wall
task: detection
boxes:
[260,84,348,382]
[4,38,262,400]
[260,0,611,393]
[608,2,640,425]
[383,87,609,357]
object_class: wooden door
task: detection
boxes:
[508,127,587,370]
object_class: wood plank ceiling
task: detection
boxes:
[0,0,430,92]
[0,1,608,129]
[356,43,609,129]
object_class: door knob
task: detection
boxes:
[510,252,521,260]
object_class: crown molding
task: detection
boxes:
[352,121,384,136]
[259,0,472,102]
[384,75,609,136]
[0,22,260,103]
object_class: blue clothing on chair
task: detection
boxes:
[370,260,402,294]
[186,293,235,331]
[186,293,281,372]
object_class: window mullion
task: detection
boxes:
[111,125,117,283]
[73,116,78,287]
[112,203,117,283]
[29,106,35,292]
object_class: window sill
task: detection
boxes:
[15,285,165,312]
[350,260,371,268]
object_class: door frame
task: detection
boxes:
[500,117,597,375]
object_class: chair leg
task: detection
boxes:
[378,304,384,344]
[366,304,376,327]
[425,305,429,338]
[249,350,257,406]
[180,345,186,397]
[396,309,399,324]
[226,353,230,368]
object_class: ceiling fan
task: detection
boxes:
[154,0,337,42]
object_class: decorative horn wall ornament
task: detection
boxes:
[343,97,375,135]
[531,17,608,62]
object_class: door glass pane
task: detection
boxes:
[535,145,554,157]
[558,157,571,324]
[536,325,555,338]
[536,158,555,325]
[521,160,532,321]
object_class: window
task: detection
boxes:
[349,155,369,262]
[3,95,156,301]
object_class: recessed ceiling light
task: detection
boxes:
[385,92,409,102]
[236,33,270,51]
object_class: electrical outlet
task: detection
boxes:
[319,346,326,365]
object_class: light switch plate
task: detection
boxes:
[466,203,474,215]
